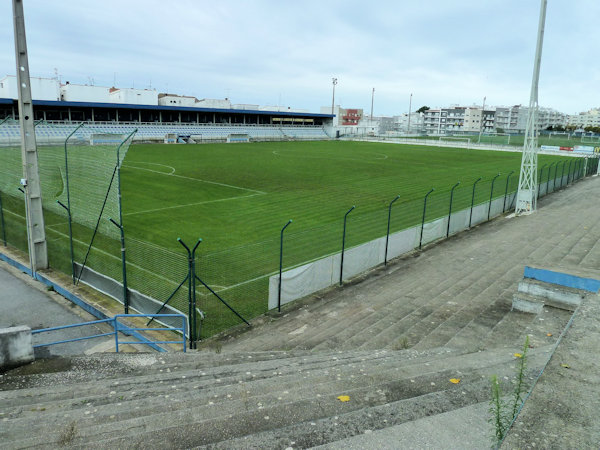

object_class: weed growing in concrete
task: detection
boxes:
[392,336,410,350]
[489,335,530,446]
[58,421,77,446]
[207,340,223,354]
[511,335,529,419]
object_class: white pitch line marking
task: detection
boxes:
[123,193,263,216]
[123,165,266,194]
[272,150,389,163]
[123,162,176,175]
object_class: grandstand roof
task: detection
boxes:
[0,98,334,118]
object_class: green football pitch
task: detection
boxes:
[0,140,579,336]
[119,140,570,251]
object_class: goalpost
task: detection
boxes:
[549,131,571,140]
[478,132,511,145]
[581,134,600,144]
[438,136,471,146]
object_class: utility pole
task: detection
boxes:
[331,78,337,116]
[13,0,47,271]
[370,88,375,121]
[407,93,413,134]
[516,0,547,215]
[478,96,486,143]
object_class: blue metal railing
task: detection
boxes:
[31,314,187,353]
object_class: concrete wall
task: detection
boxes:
[0,76,60,101]
[0,326,34,370]
[109,88,157,105]
[159,95,198,107]
[61,84,111,102]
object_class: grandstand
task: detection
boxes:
[0,121,330,145]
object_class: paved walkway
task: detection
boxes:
[0,260,114,356]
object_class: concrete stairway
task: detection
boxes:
[1,340,556,449]
[512,277,588,314]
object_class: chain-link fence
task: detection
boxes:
[1,120,596,342]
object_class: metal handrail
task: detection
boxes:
[31,313,187,352]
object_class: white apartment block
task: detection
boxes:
[567,108,600,129]
[422,104,566,135]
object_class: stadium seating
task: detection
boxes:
[0,121,330,145]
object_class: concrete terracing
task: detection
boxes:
[1,175,599,448]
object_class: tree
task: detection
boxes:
[416,106,430,114]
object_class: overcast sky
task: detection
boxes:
[1,1,598,115]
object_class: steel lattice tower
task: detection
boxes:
[515,0,548,215]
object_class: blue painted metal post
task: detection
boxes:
[446,182,460,238]
[419,189,434,249]
[537,164,547,199]
[503,171,514,212]
[114,318,119,353]
[469,177,481,228]
[384,195,400,266]
[278,219,292,312]
[488,173,501,221]
[340,206,356,286]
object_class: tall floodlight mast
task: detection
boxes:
[515,0,548,215]
[12,0,48,271]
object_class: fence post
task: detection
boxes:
[559,160,566,188]
[177,238,194,349]
[109,218,129,314]
[488,173,501,221]
[537,164,547,200]
[447,182,460,238]
[567,160,572,185]
[0,190,6,246]
[278,219,292,312]
[384,195,400,266]
[547,162,556,193]
[552,162,559,192]
[340,206,356,286]
[419,189,435,249]
[62,123,85,284]
[190,239,202,345]
[503,171,515,213]
[469,177,481,228]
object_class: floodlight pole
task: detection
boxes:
[478,96,486,144]
[331,78,337,116]
[515,0,548,215]
[370,88,375,122]
[407,93,413,134]
[13,0,48,271]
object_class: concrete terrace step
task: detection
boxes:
[1,346,553,449]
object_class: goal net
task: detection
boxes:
[438,136,471,145]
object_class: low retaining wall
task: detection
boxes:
[0,326,34,370]
[268,195,514,310]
